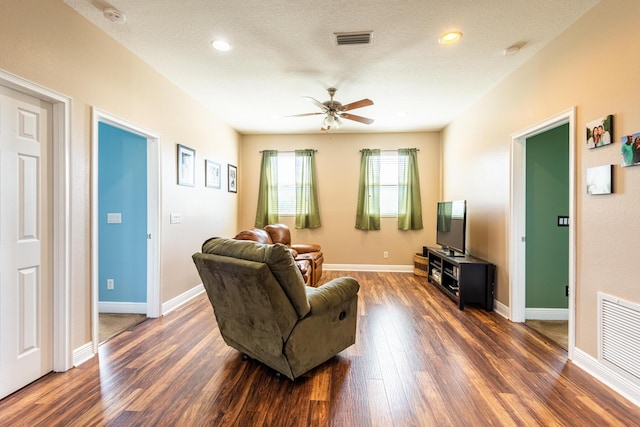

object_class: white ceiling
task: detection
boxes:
[65,0,599,134]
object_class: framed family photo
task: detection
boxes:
[621,131,640,167]
[228,164,237,193]
[177,144,196,186]
[586,115,613,149]
[205,160,221,189]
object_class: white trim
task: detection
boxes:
[72,342,95,367]
[162,284,205,315]
[98,302,148,314]
[509,107,576,360]
[524,308,569,321]
[324,264,413,273]
[493,299,510,319]
[573,347,640,408]
[146,137,162,318]
[0,69,73,372]
[91,108,162,354]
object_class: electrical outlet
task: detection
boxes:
[107,279,114,290]
[383,251,389,259]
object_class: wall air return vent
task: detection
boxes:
[334,31,373,46]
[598,292,640,383]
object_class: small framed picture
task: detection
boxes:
[586,164,612,195]
[621,132,640,167]
[228,164,237,193]
[177,144,195,186]
[205,160,221,189]
[586,115,613,149]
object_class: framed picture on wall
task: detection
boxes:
[228,164,237,193]
[621,132,640,167]
[586,115,613,149]
[177,144,196,186]
[586,164,612,195]
[205,160,221,189]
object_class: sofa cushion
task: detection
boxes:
[201,237,311,317]
[264,223,292,246]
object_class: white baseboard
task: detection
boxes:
[572,347,640,408]
[98,301,147,314]
[162,283,205,315]
[525,308,569,320]
[73,342,94,367]
[324,264,413,273]
[493,299,510,319]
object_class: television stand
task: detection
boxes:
[426,247,495,311]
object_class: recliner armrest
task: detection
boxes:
[305,277,359,314]
[291,243,321,254]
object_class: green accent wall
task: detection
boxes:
[525,124,569,309]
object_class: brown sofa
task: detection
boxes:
[192,237,359,380]
[234,224,324,286]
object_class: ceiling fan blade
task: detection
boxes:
[340,98,374,112]
[302,96,328,111]
[340,112,374,125]
[283,112,324,118]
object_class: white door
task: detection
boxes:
[0,85,53,399]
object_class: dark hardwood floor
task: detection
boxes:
[1,271,639,426]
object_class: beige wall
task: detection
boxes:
[239,133,440,266]
[442,0,640,357]
[0,0,240,349]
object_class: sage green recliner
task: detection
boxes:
[192,237,359,380]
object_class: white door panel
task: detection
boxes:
[0,85,53,399]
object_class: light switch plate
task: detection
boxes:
[170,213,182,224]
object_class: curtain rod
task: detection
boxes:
[258,149,318,153]
[359,148,420,152]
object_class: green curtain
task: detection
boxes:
[255,150,279,228]
[355,149,380,230]
[295,149,321,229]
[398,148,423,230]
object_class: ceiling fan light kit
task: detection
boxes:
[287,87,374,131]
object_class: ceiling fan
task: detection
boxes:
[286,87,374,131]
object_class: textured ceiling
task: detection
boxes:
[64,0,599,134]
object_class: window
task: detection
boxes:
[356,148,422,231]
[255,150,321,229]
[380,151,399,217]
[277,152,296,215]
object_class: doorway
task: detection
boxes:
[91,108,161,352]
[510,108,576,359]
[524,124,570,349]
[0,70,71,399]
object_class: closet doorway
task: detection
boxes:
[91,108,161,351]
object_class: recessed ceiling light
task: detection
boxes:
[438,31,462,44]
[212,39,232,52]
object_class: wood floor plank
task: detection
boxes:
[1,271,639,426]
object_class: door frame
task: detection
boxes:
[0,69,72,371]
[509,107,576,359]
[91,108,161,352]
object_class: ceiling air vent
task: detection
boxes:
[334,31,373,46]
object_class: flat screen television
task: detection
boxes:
[436,200,467,256]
